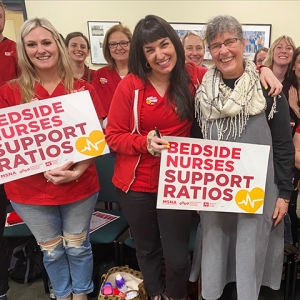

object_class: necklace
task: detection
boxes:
[149,77,169,97]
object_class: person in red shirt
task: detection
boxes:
[65,32,95,83]
[92,24,132,115]
[0,1,19,88]
[106,15,283,300]
[0,17,106,300]
[0,2,19,300]
[105,16,206,300]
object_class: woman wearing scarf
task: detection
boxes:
[190,15,294,300]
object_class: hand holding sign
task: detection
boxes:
[147,128,170,156]
[0,91,109,184]
[157,136,270,214]
[44,161,75,184]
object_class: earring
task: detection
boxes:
[145,62,151,69]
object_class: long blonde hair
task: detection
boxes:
[16,18,74,103]
[263,35,296,67]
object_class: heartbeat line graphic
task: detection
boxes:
[20,168,30,174]
[80,138,105,153]
[237,193,263,208]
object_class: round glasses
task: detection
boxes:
[108,41,130,49]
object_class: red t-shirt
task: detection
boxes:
[0,79,106,205]
[0,38,19,87]
[91,66,122,114]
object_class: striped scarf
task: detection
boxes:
[195,59,267,140]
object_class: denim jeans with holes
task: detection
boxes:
[11,193,98,298]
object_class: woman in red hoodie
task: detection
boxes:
[106,15,282,300]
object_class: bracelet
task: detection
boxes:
[147,130,161,157]
[73,169,79,182]
[281,198,290,203]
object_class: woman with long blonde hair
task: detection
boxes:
[0,17,106,300]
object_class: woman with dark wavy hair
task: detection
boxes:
[106,15,207,300]
[287,46,300,120]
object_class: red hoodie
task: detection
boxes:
[106,62,207,193]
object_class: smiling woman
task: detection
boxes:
[24,27,60,83]
[105,14,207,300]
[182,31,206,67]
[287,47,300,119]
[190,15,294,300]
[65,32,94,82]
[0,17,107,300]
[263,35,297,121]
[91,24,132,114]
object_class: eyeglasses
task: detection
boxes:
[108,41,130,49]
[208,38,240,53]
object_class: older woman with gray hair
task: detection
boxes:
[190,15,294,300]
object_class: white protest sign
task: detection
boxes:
[157,136,270,214]
[0,90,109,183]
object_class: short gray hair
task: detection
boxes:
[206,15,243,45]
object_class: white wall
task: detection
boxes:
[24,0,298,68]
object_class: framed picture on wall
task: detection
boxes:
[3,0,27,20]
[87,21,120,64]
[242,24,272,61]
[170,22,272,63]
[169,22,211,60]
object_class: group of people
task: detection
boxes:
[253,34,300,236]
[0,1,298,300]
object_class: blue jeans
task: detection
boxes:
[11,193,98,298]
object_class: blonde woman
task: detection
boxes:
[182,31,206,67]
[264,35,297,121]
[0,18,106,300]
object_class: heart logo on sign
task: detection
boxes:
[235,187,265,214]
[75,130,106,156]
